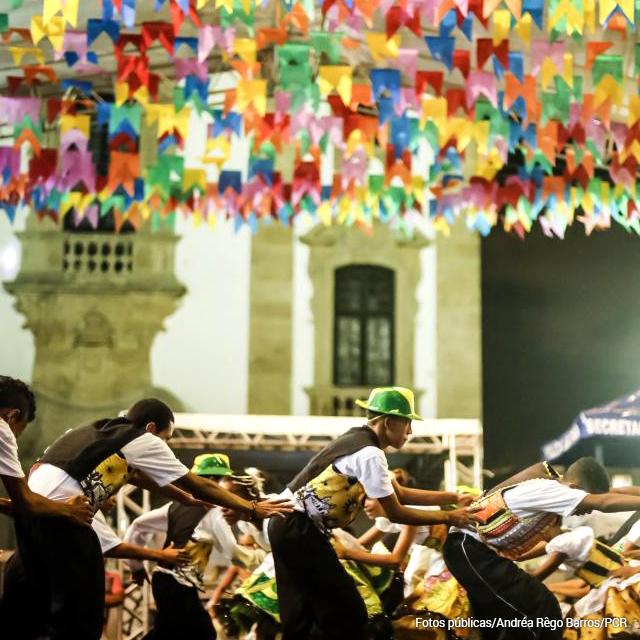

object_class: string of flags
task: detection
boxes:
[1,0,640,236]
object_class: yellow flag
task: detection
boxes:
[540,58,558,89]
[628,95,640,126]
[145,103,173,127]
[173,108,192,140]
[215,0,233,11]
[433,216,451,236]
[493,10,511,45]
[599,0,634,23]
[237,79,267,116]
[42,0,78,26]
[133,86,150,106]
[31,16,65,51]
[365,33,400,61]
[203,137,231,167]
[594,76,623,107]
[549,0,584,34]
[474,121,490,155]
[420,97,447,127]
[60,114,91,137]
[115,82,129,106]
[183,169,207,192]
[411,176,425,206]
[627,140,640,163]
[8,47,45,65]
[318,66,353,105]
[514,13,532,46]
[562,53,573,86]
[584,0,596,31]
[317,201,332,226]
[233,38,257,64]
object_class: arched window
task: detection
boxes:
[334,265,395,386]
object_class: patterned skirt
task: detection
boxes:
[231,558,394,628]
[563,580,640,640]
[393,569,475,640]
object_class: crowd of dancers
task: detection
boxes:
[2,375,640,640]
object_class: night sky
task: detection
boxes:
[481,224,640,476]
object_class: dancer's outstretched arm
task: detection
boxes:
[392,478,474,508]
[576,493,640,514]
[174,472,293,521]
[378,492,476,528]
[336,525,417,570]
[529,551,566,581]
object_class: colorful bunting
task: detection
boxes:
[2,0,640,236]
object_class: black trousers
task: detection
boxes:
[0,514,105,640]
[443,532,563,640]
[147,571,216,640]
[268,512,368,640]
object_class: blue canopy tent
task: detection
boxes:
[541,390,640,466]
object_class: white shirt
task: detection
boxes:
[283,446,394,518]
[0,418,24,478]
[28,433,189,504]
[625,519,640,548]
[545,526,595,569]
[237,519,271,552]
[374,508,434,545]
[123,502,265,582]
[92,510,122,554]
[455,479,588,541]
[504,479,588,519]
[333,446,394,499]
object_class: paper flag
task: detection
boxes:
[141,21,175,54]
[237,79,267,116]
[318,66,352,105]
[86,18,119,45]
[9,47,45,65]
[43,0,78,27]
[31,16,65,51]
[366,33,400,61]
[425,35,455,70]
[599,0,634,24]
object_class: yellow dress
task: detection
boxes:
[561,539,640,639]
[393,530,474,640]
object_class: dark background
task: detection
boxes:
[481,224,640,477]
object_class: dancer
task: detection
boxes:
[93,496,192,570]
[124,454,267,640]
[376,490,482,639]
[269,386,476,640]
[0,376,93,640]
[529,524,640,638]
[0,375,91,524]
[443,457,640,640]
[3,399,291,640]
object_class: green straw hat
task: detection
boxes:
[355,387,423,421]
[191,453,233,477]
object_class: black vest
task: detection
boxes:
[164,502,209,549]
[159,502,210,574]
[288,425,381,492]
[39,417,146,509]
[40,417,144,480]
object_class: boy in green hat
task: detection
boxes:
[125,452,266,640]
[269,386,477,640]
